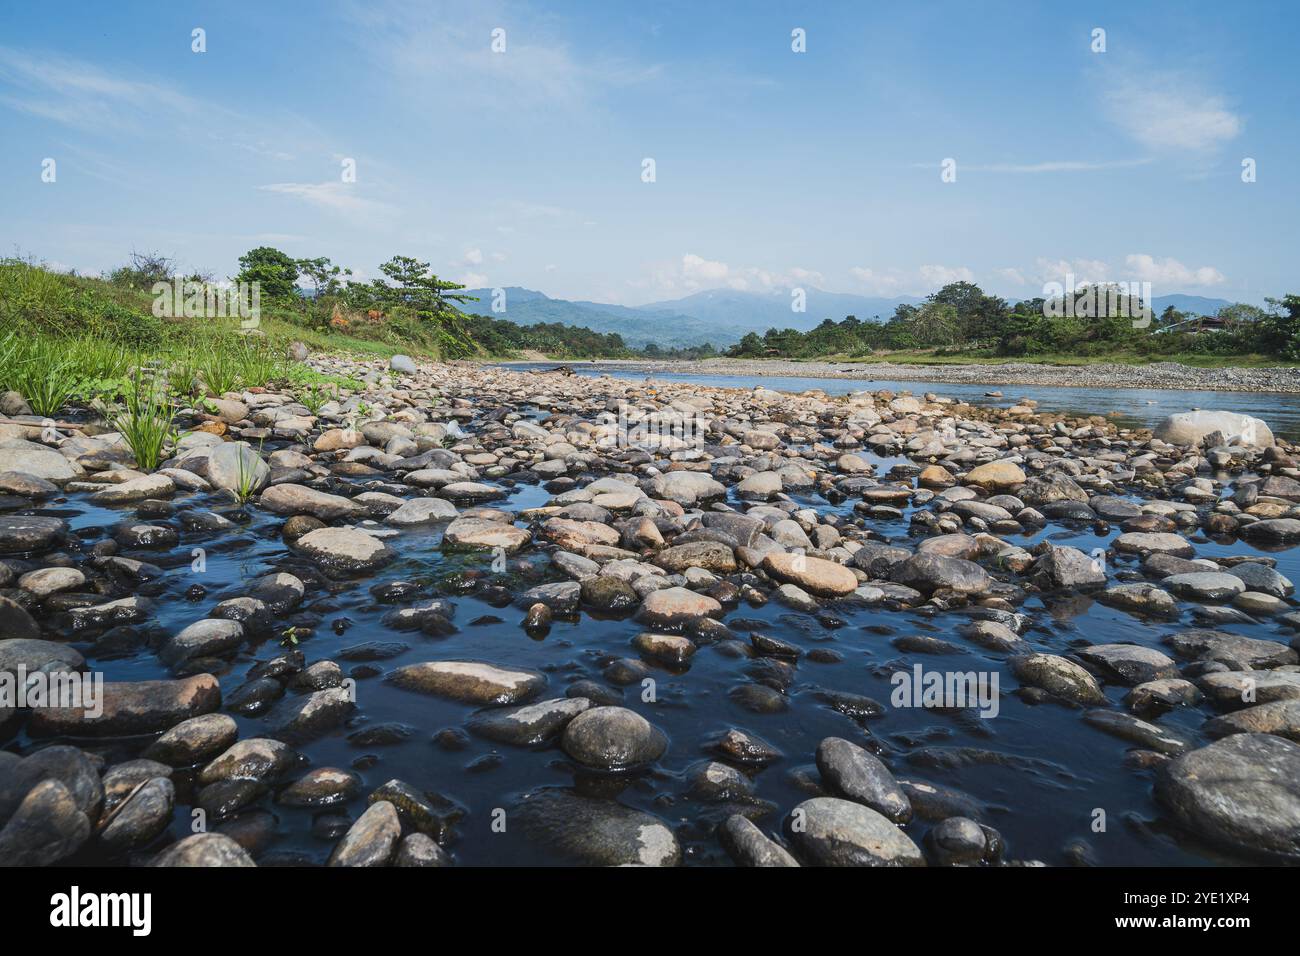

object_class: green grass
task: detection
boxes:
[0,258,418,422]
[111,367,177,470]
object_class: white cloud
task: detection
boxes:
[1034,258,1112,287]
[1102,71,1241,152]
[850,267,905,295]
[462,248,484,265]
[996,267,1027,286]
[681,254,730,283]
[457,272,488,288]
[918,264,975,287]
[259,181,392,217]
[1124,254,1225,287]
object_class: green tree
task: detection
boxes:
[237,246,299,300]
[369,256,478,356]
[296,257,352,298]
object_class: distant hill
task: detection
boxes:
[454,287,724,348]
[454,286,1236,348]
[639,288,922,332]
[1151,294,1232,316]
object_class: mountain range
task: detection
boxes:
[454,286,1233,349]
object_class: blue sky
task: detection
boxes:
[0,0,1295,306]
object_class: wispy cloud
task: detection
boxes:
[0,46,199,130]
[912,158,1152,174]
[259,181,393,217]
[344,0,661,114]
[1100,68,1241,153]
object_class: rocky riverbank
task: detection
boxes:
[2,356,1299,867]
[537,357,1300,394]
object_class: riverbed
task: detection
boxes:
[4,358,1298,867]
[500,361,1300,441]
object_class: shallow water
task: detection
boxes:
[8,375,1299,867]
[501,362,1300,442]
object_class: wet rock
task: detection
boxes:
[260,483,366,520]
[199,738,297,785]
[925,816,996,865]
[160,619,244,669]
[327,800,402,866]
[1164,572,1247,603]
[1204,700,1300,742]
[762,552,858,597]
[225,677,285,715]
[513,788,681,866]
[1155,734,1300,860]
[113,522,178,550]
[630,632,696,666]
[368,779,461,841]
[1114,532,1194,558]
[0,514,68,554]
[1240,518,1300,543]
[265,687,355,743]
[295,527,394,574]
[1165,629,1297,669]
[394,832,452,867]
[467,696,591,746]
[0,636,84,674]
[889,552,990,595]
[386,659,546,704]
[786,797,924,866]
[143,713,239,766]
[1125,678,1203,715]
[1097,583,1177,617]
[1010,653,1105,704]
[18,567,86,598]
[729,682,788,713]
[442,516,531,553]
[898,779,987,821]
[707,728,783,767]
[635,586,722,627]
[152,832,255,867]
[1199,670,1300,708]
[1029,545,1106,589]
[957,620,1028,653]
[277,767,363,807]
[98,777,174,853]
[719,814,799,866]
[580,575,640,612]
[386,497,458,525]
[0,778,90,865]
[0,597,42,641]
[0,470,59,497]
[560,706,667,770]
[963,460,1026,490]
[29,674,221,737]
[815,736,911,823]
[0,442,81,483]
[1083,709,1191,754]
[654,541,738,575]
[248,572,306,613]
[1225,562,1293,598]
[1076,644,1179,685]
